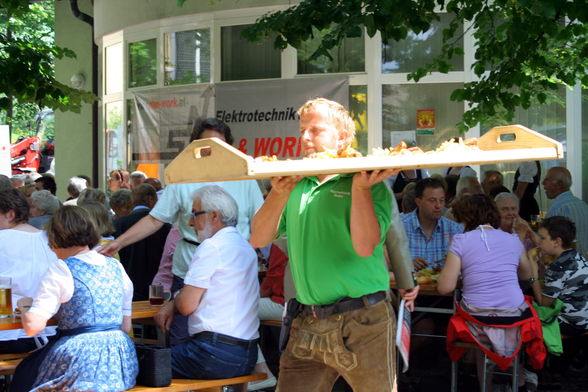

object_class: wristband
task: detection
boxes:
[528,277,539,284]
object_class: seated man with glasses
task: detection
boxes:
[99,118,264,345]
[158,185,259,379]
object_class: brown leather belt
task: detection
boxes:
[299,291,388,319]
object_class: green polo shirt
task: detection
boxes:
[279,174,392,305]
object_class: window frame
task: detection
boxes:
[98,6,581,199]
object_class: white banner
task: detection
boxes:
[132,77,348,170]
[215,77,348,158]
[0,126,10,176]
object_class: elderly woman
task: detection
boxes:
[77,188,109,207]
[0,189,58,353]
[28,190,60,229]
[12,206,138,392]
[494,192,520,233]
[494,192,535,251]
[437,194,544,391]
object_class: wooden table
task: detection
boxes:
[390,279,449,296]
[0,301,161,331]
[391,279,455,315]
[131,300,163,319]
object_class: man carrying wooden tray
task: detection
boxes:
[250,97,416,392]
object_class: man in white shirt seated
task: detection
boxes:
[155,185,259,379]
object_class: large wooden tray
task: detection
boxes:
[165,125,563,184]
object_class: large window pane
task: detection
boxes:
[164,29,211,85]
[128,39,157,88]
[105,43,122,94]
[105,101,124,174]
[221,24,280,81]
[382,83,464,152]
[382,14,464,73]
[298,28,364,74]
[350,85,367,154]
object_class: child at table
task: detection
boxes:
[11,206,138,392]
[530,216,588,373]
[531,216,588,334]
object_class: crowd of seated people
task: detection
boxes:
[0,118,278,391]
[398,164,588,390]
[2,152,588,392]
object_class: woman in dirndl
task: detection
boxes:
[11,205,138,392]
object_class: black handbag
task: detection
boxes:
[135,343,172,387]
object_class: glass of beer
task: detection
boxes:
[0,277,12,318]
[529,215,539,232]
[149,285,164,306]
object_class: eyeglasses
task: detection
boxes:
[190,210,208,220]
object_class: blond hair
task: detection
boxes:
[297,98,355,149]
[78,200,114,237]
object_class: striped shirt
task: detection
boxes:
[402,209,463,267]
[547,191,588,256]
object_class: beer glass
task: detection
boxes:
[529,215,539,232]
[149,285,164,306]
[0,277,12,318]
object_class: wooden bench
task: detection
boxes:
[127,373,267,391]
[0,353,29,376]
[0,359,22,376]
[0,352,267,392]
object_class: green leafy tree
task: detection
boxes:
[241,0,588,132]
[0,0,96,137]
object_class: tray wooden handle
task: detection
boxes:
[164,138,252,184]
[478,124,563,158]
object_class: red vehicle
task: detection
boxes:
[11,110,54,174]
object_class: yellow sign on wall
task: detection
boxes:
[416,109,435,135]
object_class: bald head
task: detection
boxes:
[543,166,571,199]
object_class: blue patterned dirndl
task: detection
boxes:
[11,256,138,392]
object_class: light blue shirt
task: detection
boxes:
[547,191,588,256]
[150,181,264,279]
[402,209,463,267]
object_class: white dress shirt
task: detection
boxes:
[184,226,259,340]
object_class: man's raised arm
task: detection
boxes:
[250,176,302,248]
[350,169,397,257]
[98,214,165,256]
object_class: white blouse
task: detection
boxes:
[29,250,133,321]
[0,229,58,341]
